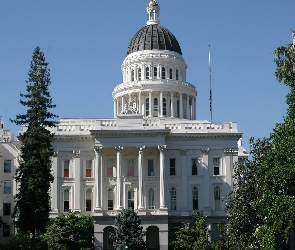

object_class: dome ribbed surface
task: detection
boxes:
[127,24,182,55]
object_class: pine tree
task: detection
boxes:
[11,46,58,249]
[111,209,146,250]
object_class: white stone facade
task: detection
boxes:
[0,1,249,249]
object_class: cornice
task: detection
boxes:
[168,132,242,139]
[90,129,170,137]
[53,135,94,142]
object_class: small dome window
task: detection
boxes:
[169,68,173,79]
[146,67,150,79]
[161,67,166,79]
[153,67,158,79]
[138,68,142,80]
[176,69,179,80]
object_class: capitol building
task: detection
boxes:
[0,1,248,249]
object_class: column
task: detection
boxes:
[160,91,163,117]
[158,145,168,212]
[138,92,142,114]
[137,146,145,209]
[180,93,183,119]
[115,146,124,210]
[121,96,124,113]
[94,146,103,214]
[113,99,117,118]
[149,91,152,117]
[51,152,58,214]
[170,92,174,118]
[193,97,196,120]
[116,97,120,116]
[202,149,211,215]
[180,150,188,215]
[73,150,81,211]
[186,95,190,119]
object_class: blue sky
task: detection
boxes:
[1,0,294,151]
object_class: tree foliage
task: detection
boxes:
[111,209,146,250]
[44,211,94,250]
[11,46,58,248]
[226,35,295,250]
[170,212,217,250]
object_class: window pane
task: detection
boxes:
[163,98,167,115]
[170,188,176,210]
[146,98,150,116]
[192,187,198,210]
[192,159,197,175]
[64,160,69,177]
[108,189,113,210]
[146,67,150,79]
[3,182,11,194]
[213,158,220,175]
[86,200,91,211]
[3,225,10,237]
[169,68,173,79]
[176,69,179,80]
[162,67,166,79]
[148,160,154,176]
[149,188,155,209]
[154,67,157,77]
[127,190,134,209]
[170,159,176,175]
[3,203,11,216]
[4,160,11,173]
[138,68,142,80]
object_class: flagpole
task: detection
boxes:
[209,45,212,123]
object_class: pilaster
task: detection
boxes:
[115,146,124,210]
[73,150,81,211]
[137,146,145,213]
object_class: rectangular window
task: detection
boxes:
[127,190,134,209]
[213,158,220,175]
[3,181,11,194]
[3,224,10,237]
[107,159,113,177]
[86,189,92,211]
[4,160,11,173]
[127,159,134,177]
[170,188,177,210]
[3,203,11,216]
[64,160,70,177]
[214,187,221,210]
[148,188,155,209]
[148,159,154,176]
[176,69,179,80]
[153,67,157,78]
[138,68,142,80]
[161,67,166,79]
[85,160,92,177]
[170,159,176,176]
[169,68,173,79]
[192,187,198,210]
[192,159,198,175]
[64,190,69,212]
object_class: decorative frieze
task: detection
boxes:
[224,148,238,156]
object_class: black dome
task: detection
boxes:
[127,24,182,55]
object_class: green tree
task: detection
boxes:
[44,211,94,250]
[251,33,295,250]
[11,46,58,249]
[226,138,267,249]
[111,209,146,250]
[170,212,215,250]
[226,34,295,250]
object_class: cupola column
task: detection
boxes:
[180,93,183,119]
[138,92,142,114]
[121,96,124,113]
[160,91,163,117]
[149,91,152,117]
[193,97,196,119]
[116,98,120,116]
[113,99,117,118]
[170,92,174,118]
[186,95,190,119]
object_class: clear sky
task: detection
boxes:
[1,0,294,151]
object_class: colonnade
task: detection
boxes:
[94,145,167,212]
[113,91,196,120]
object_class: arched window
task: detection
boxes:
[214,186,221,210]
[127,190,134,209]
[177,100,180,118]
[169,68,173,79]
[154,67,157,78]
[148,188,155,209]
[138,68,142,80]
[108,188,114,210]
[192,159,197,175]
[131,70,135,81]
[176,69,179,80]
[192,186,198,210]
[170,187,177,210]
[85,189,92,211]
[163,98,167,115]
[146,67,150,79]
[162,67,166,79]
[146,98,149,116]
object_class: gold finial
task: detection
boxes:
[148,0,158,7]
